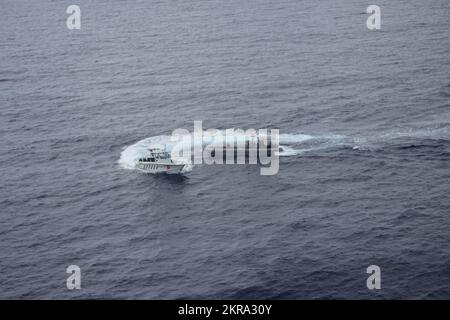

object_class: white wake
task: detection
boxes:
[118,131,355,172]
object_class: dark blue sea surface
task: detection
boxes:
[1,0,450,298]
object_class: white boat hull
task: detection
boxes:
[136,162,185,174]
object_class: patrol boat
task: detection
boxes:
[136,147,186,174]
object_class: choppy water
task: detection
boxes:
[1,0,450,299]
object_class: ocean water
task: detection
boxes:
[1,0,450,299]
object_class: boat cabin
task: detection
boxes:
[139,148,170,163]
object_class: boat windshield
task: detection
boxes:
[139,157,155,162]
[157,152,170,159]
[149,150,170,159]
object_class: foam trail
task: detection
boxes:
[279,134,314,144]
[180,163,194,173]
[118,131,356,172]
[277,146,305,156]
